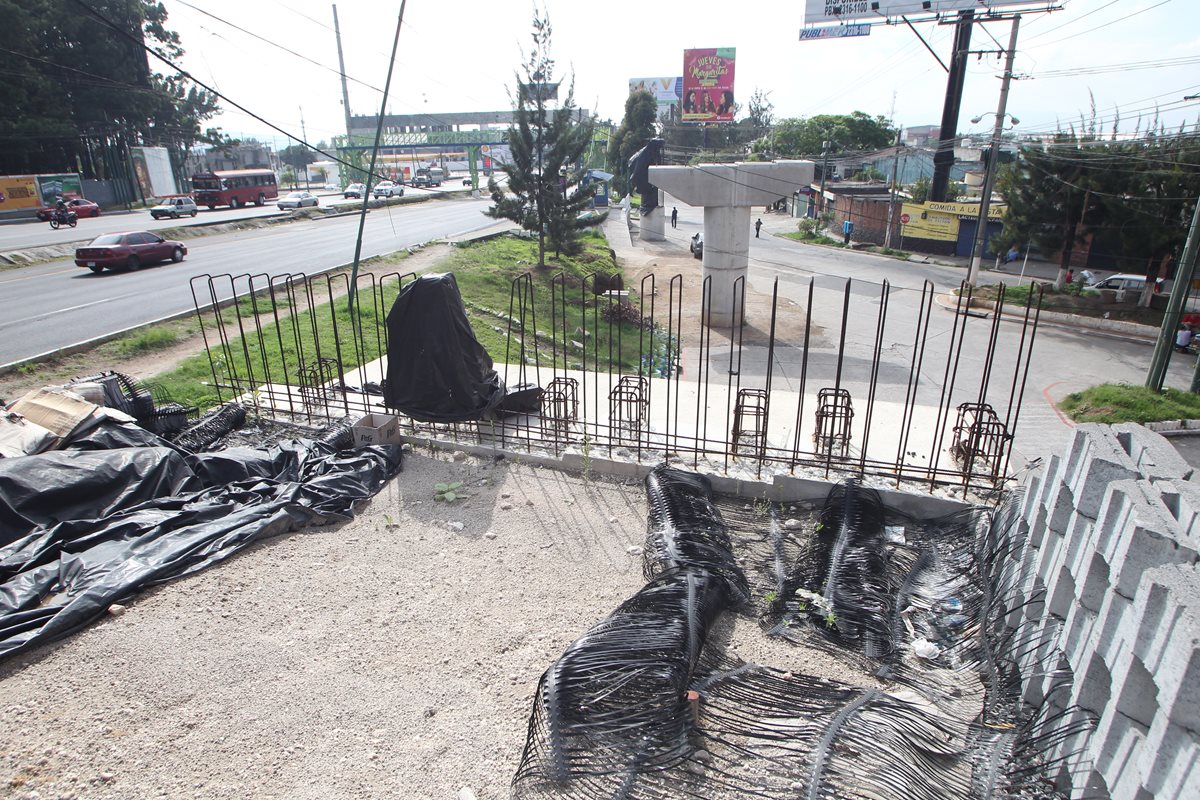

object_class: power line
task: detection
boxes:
[1025,0,1176,49]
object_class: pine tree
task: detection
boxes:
[486,10,598,265]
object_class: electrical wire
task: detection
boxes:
[1024,0,1176,49]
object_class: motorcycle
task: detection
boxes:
[49,209,78,229]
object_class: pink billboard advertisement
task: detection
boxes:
[681,48,736,124]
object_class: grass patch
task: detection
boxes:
[447,231,668,374]
[144,233,669,414]
[781,230,843,247]
[113,328,180,356]
[1059,383,1200,424]
[143,251,412,411]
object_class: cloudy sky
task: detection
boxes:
[158,0,1200,149]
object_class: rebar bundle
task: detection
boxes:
[513,471,1074,800]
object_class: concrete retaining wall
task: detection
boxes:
[1010,423,1199,799]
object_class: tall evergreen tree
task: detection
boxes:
[608,90,657,197]
[486,10,598,265]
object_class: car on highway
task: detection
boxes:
[74,231,187,273]
[373,181,403,198]
[343,183,366,199]
[150,196,198,219]
[35,197,101,221]
[278,191,319,210]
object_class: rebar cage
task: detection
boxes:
[190,266,1042,492]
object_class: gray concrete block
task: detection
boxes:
[1111,423,1195,484]
[1066,424,1142,519]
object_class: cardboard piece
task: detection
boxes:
[9,389,98,439]
[352,413,401,447]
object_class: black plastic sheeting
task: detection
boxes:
[0,430,401,660]
[383,272,505,422]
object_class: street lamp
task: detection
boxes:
[966,109,1020,285]
[967,16,1021,286]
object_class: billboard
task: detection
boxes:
[0,175,41,210]
[629,77,683,118]
[900,200,1005,241]
[681,48,736,124]
[804,1,1051,25]
[35,173,83,205]
[129,146,176,199]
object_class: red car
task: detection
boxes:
[75,231,187,273]
[36,197,102,221]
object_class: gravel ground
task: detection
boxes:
[0,453,650,799]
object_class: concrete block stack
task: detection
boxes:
[1008,423,1199,799]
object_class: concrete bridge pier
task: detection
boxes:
[639,190,665,242]
[649,161,814,328]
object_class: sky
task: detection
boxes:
[157,0,1200,150]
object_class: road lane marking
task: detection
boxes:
[2,292,138,327]
[0,265,81,284]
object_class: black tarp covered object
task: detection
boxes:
[0,432,401,660]
[383,272,505,422]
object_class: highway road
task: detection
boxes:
[0,186,461,253]
[0,198,494,366]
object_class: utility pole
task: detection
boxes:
[299,106,311,191]
[931,10,973,203]
[348,0,406,314]
[332,4,353,141]
[1146,194,1200,391]
[817,139,832,218]
[967,15,1020,287]
[884,129,903,250]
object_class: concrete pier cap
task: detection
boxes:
[649,160,815,327]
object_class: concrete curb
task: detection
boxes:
[398,433,971,517]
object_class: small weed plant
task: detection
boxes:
[434,481,466,502]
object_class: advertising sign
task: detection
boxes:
[129,146,176,200]
[0,175,41,210]
[900,202,959,242]
[927,200,1005,219]
[629,77,683,118]
[35,173,83,205]
[804,1,1051,25]
[681,48,736,124]
[800,24,872,41]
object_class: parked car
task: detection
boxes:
[35,197,101,221]
[278,191,319,210]
[690,232,703,259]
[373,181,403,198]
[324,183,339,191]
[150,196,198,219]
[75,231,186,273]
[1089,274,1146,293]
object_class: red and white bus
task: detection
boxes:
[191,168,279,209]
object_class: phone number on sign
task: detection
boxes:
[824,1,872,15]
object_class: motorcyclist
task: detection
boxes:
[54,196,68,221]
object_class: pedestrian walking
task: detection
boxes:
[842,218,854,245]
[670,207,678,228]
[754,218,762,238]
